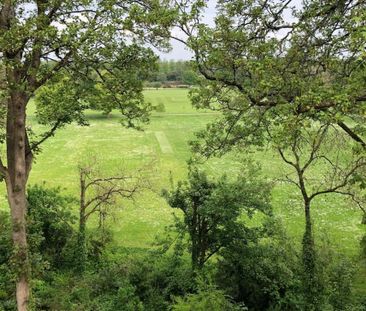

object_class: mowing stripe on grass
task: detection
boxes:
[155,131,173,154]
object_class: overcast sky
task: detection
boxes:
[157,0,302,61]
[157,0,217,61]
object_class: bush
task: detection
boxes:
[327,258,355,310]
[155,102,166,113]
[151,82,162,89]
[216,220,302,311]
[172,282,246,311]
[361,234,366,258]
[128,253,195,310]
[27,184,76,269]
[0,212,16,310]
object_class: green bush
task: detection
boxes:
[128,253,195,310]
[361,234,366,258]
[27,184,76,269]
[0,212,16,311]
[155,102,166,112]
[151,82,162,89]
[216,220,302,311]
[172,282,246,311]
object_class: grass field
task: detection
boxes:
[0,88,365,285]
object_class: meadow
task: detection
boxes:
[0,88,365,287]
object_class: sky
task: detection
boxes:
[157,0,302,61]
[157,0,217,61]
[21,0,301,62]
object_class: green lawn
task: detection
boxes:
[0,88,365,281]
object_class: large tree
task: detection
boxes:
[173,0,366,306]
[173,0,366,154]
[273,122,366,307]
[0,1,177,309]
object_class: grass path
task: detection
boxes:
[155,131,174,154]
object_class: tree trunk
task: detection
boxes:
[6,92,31,311]
[362,213,366,258]
[191,206,198,270]
[302,200,317,310]
[78,211,87,272]
[77,173,87,271]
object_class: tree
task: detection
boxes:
[273,122,366,308]
[0,63,5,144]
[172,1,366,306]
[0,1,178,309]
[146,60,199,86]
[175,0,366,154]
[77,162,145,271]
[172,0,366,152]
[163,165,271,270]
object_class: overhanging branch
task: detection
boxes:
[28,119,64,155]
[337,121,366,149]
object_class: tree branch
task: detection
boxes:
[28,119,64,154]
[309,157,366,201]
[337,121,366,149]
[0,156,7,178]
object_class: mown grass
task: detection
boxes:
[0,88,365,290]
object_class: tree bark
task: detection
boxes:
[77,172,87,272]
[191,205,199,270]
[6,91,31,311]
[302,200,317,310]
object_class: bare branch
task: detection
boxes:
[278,148,297,168]
[309,157,366,201]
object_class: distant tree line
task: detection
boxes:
[145,60,199,88]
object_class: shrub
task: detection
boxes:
[151,82,162,89]
[27,184,76,269]
[216,220,302,311]
[0,212,16,310]
[155,102,166,112]
[361,234,366,258]
[172,282,246,311]
[128,253,195,310]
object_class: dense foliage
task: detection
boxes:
[163,165,271,269]
[1,178,364,310]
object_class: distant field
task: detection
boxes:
[0,89,365,288]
